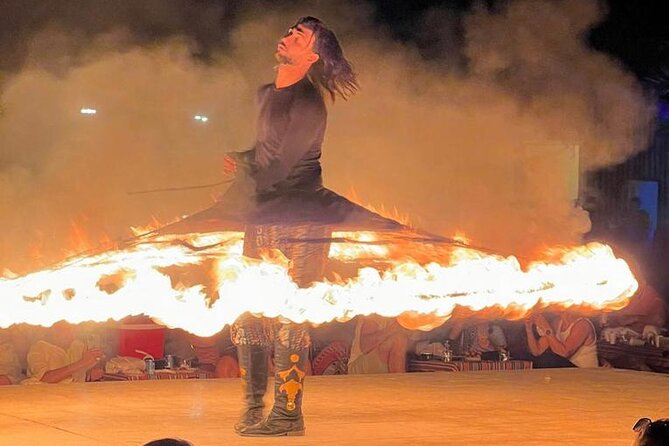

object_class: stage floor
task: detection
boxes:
[0,368,667,445]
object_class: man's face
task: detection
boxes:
[50,321,76,349]
[276,24,318,65]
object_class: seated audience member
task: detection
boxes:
[0,329,23,385]
[443,318,507,358]
[164,328,240,378]
[600,283,666,370]
[602,282,666,335]
[186,330,240,378]
[525,311,598,368]
[24,321,103,384]
[348,316,408,374]
[188,328,315,378]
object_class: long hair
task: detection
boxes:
[295,16,359,101]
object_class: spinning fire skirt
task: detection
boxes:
[231,223,331,350]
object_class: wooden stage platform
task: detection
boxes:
[0,368,667,445]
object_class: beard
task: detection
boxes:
[274,51,294,65]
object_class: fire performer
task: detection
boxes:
[222,17,359,437]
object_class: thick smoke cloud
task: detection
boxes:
[0,0,237,75]
[0,0,655,273]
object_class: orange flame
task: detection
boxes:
[130,215,177,237]
[0,227,637,336]
[344,187,412,226]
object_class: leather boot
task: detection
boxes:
[233,345,268,433]
[238,345,308,437]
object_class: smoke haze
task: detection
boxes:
[0,0,655,272]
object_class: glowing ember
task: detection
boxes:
[328,232,390,261]
[0,229,637,336]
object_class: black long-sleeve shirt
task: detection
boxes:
[161,76,404,233]
[238,77,327,195]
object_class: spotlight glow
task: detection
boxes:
[194,115,209,122]
[80,107,97,115]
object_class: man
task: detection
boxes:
[222,17,359,437]
[186,330,240,378]
[524,311,598,368]
[24,321,103,384]
[436,317,507,357]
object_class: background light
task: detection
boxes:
[80,107,97,115]
[193,114,209,122]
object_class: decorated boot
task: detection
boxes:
[233,344,268,433]
[238,345,308,437]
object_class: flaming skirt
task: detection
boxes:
[231,223,331,349]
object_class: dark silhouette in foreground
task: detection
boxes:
[144,438,193,446]
[633,418,669,446]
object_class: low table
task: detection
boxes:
[103,369,214,381]
[408,357,532,372]
[597,340,669,373]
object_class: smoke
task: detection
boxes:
[0,0,655,272]
[0,0,236,74]
[324,0,654,256]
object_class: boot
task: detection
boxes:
[233,344,268,433]
[238,345,308,437]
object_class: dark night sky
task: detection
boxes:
[589,1,669,97]
[372,0,669,78]
[374,0,669,97]
[0,0,667,95]
[590,1,669,74]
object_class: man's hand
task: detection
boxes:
[81,348,103,368]
[533,314,551,335]
[223,155,238,175]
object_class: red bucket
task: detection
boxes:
[118,323,165,359]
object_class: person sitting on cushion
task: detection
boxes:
[525,311,598,368]
[24,321,103,384]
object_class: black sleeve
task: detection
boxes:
[228,148,257,173]
[253,96,325,190]
[228,85,267,173]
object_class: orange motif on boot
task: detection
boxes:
[277,353,306,411]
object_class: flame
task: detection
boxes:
[452,231,471,246]
[130,216,178,237]
[28,233,46,266]
[328,232,391,261]
[14,217,120,274]
[67,217,93,256]
[0,227,637,336]
[344,188,412,226]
